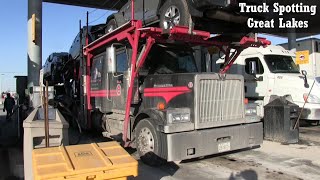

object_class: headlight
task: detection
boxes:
[245,104,257,116]
[245,108,257,115]
[303,93,320,103]
[167,108,191,124]
[315,77,320,84]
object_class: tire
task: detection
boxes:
[159,0,191,30]
[105,19,117,34]
[135,118,166,166]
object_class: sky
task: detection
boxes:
[0,0,317,92]
[0,0,113,92]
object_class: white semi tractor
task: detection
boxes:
[207,45,320,125]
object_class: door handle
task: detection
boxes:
[256,76,263,81]
[117,75,124,83]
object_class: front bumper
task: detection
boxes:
[294,102,320,121]
[164,122,263,161]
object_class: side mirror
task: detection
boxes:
[249,61,257,75]
[301,70,309,88]
[301,70,307,76]
[257,76,263,81]
[106,45,116,73]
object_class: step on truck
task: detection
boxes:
[57,19,270,165]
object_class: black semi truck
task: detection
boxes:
[52,20,269,165]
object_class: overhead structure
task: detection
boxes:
[43,0,127,10]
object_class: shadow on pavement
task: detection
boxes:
[180,145,261,164]
[229,170,258,180]
[0,106,24,180]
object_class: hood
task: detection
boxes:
[273,73,319,103]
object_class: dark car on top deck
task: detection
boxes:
[43,52,70,84]
[105,0,265,35]
[69,24,106,62]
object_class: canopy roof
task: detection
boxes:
[43,0,127,10]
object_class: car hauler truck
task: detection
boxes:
[214,45,320,125]
[54,19,270,165]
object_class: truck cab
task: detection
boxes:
[216,45,320,123]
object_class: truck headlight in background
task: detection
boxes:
[303,93,320,104]
[167,108,191,124]
[245,103,259,122]
[315,77,320,87]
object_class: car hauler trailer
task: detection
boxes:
[55,19,270,165]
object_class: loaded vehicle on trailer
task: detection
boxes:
[43,52,70,84]
[53,16,270,165]
[105,0,264,33]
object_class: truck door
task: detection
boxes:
[91,54,104,111]
[244,57,268,99]
[109,47,129,112]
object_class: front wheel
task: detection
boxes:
[159,0,191,30]
[135,118,166,166]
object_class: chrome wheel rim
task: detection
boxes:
[138,127,155,155]
[163,5,180,29]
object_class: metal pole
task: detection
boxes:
[294,80,316,130]
[288,28,296,52]
[131,0,134,20]
[28,0,42,108]
[86,11,89,46]
[44,81,49,147]
[17,95,20,138]
[0,74,4,100]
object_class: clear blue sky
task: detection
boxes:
[0,0,113,92]
[0,0,317,92]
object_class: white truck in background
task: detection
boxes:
[208,45,320,125]
[280,38,320,79]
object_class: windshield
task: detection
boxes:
[145,45,198,74]
[264,55,300,73]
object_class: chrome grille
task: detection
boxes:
[199,79,220,123]
[197,76,245,129]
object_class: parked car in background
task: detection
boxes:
[43,52,70,84]
[105,0,263,34]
